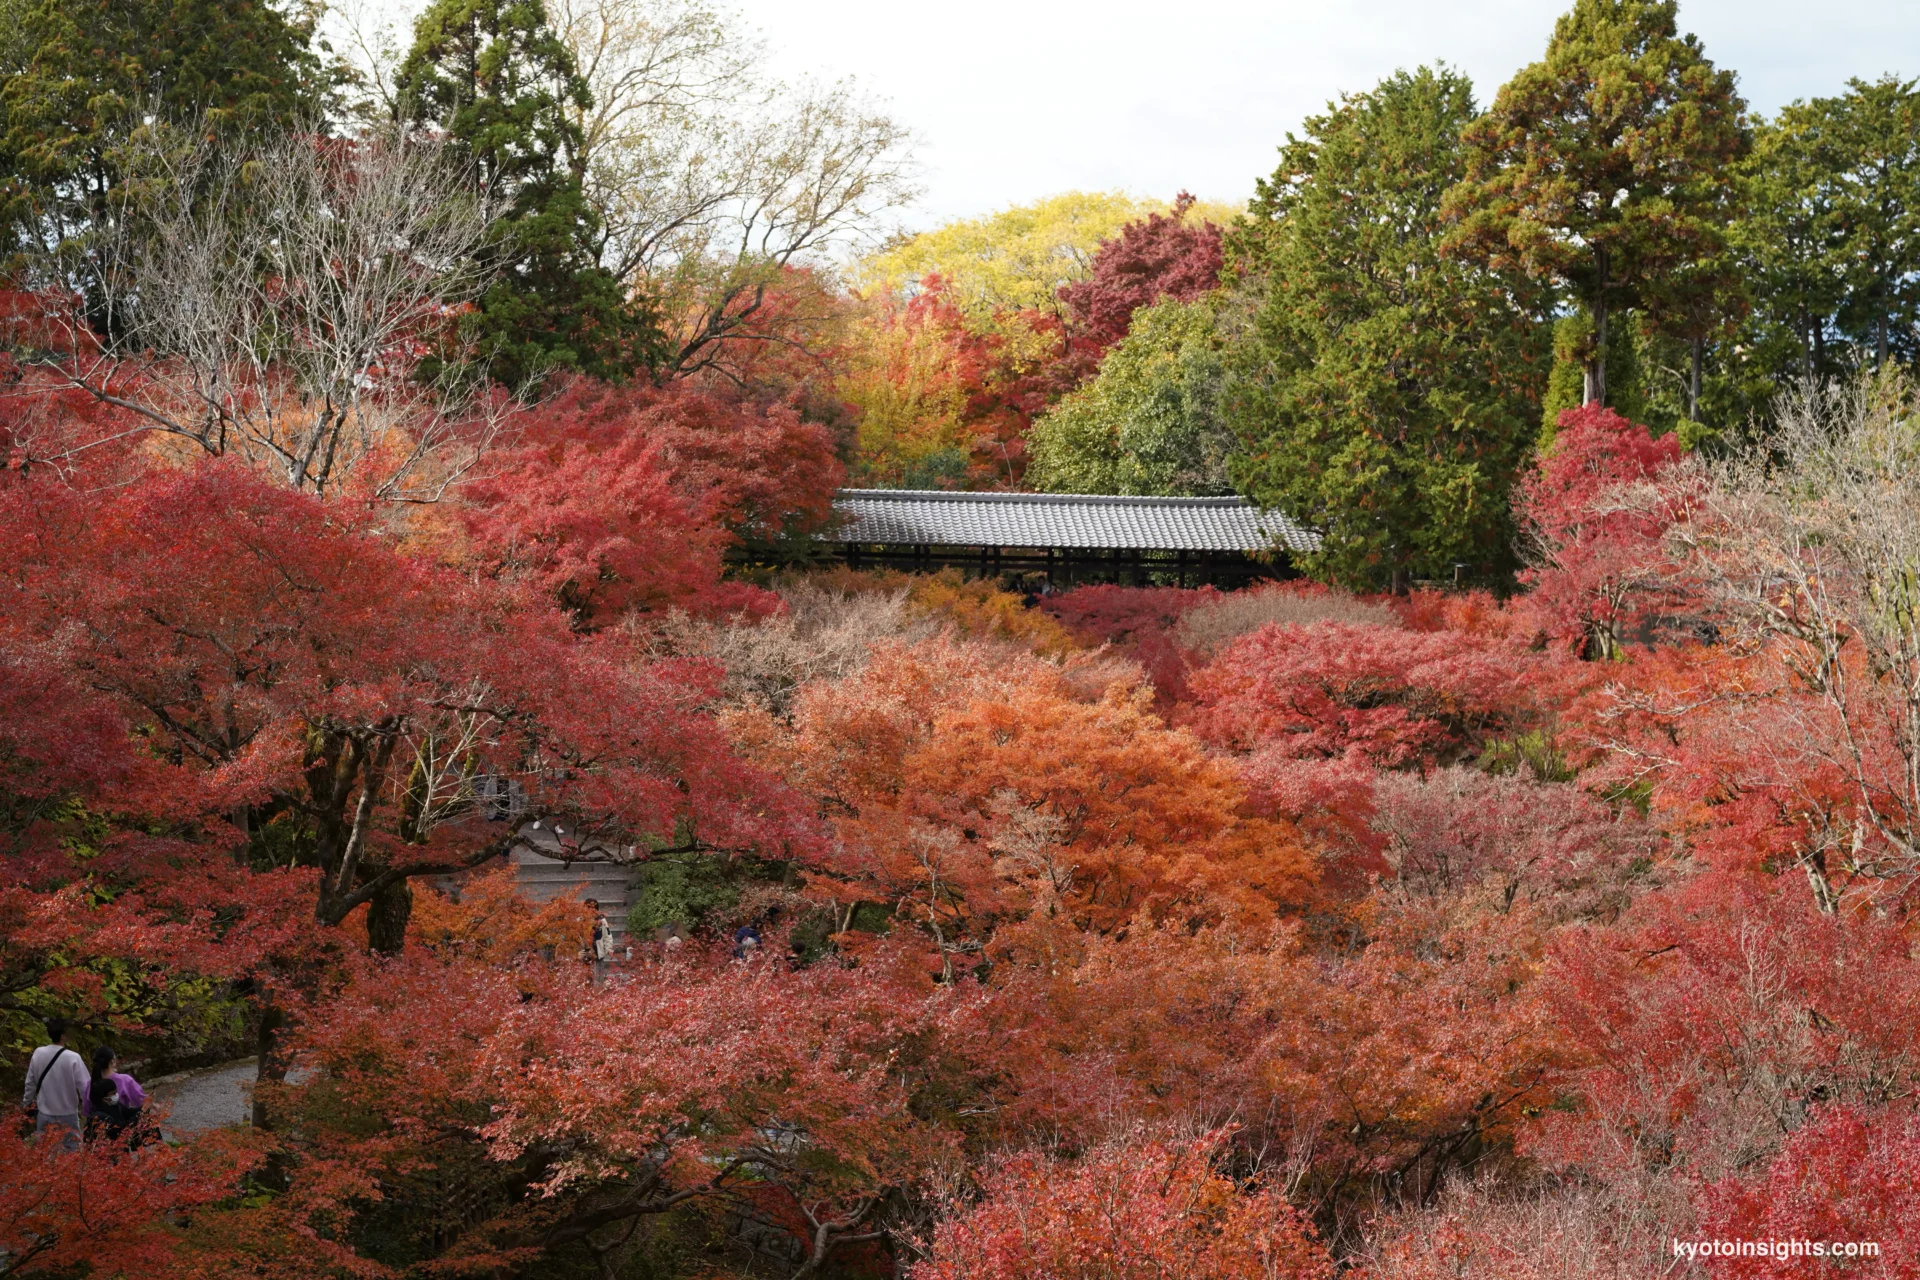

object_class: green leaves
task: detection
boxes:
[398,0,662,387]
[1225,66,1548,589]
[1026,298,1232,497]
[1742,76,1920,372]
[0,0,320,258]
[1441,0,1746,407]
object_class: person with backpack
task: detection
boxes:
[18,1017,90,1149]
[85,1046,147,1144]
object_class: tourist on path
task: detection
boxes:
[19,1017,90,1150]
[86,1045,149,1144]
[586,899,615,982]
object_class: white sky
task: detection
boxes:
[731,0,1920,226]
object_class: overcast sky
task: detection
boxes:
[730,0,1920,226]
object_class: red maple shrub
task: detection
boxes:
[1516,404,1692,658]
[1058,194,1226,349]
[1040,583,1216,700]
[915,1128,1333,1280]
[461,377,843,626]
[1185,620,1544,767]
[1697,1105,1920,1278]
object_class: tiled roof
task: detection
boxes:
[828,490,1321,554]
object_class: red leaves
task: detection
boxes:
[1042,583,1218,702]
[1698,1106,1920,1278]
[462,377,841,627]
[1516,403,1692,656]
[0,456,816,955]
[1186,620,1543,767]
[916,1128,1332,1280]
[221,943,954,1273]
[480,946,950,1197]
[0,1119,246,1279]
[1058,194,1226,350]
[1527,874,1920,1192]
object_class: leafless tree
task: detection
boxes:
[1173,583,1401,659]
[636,580,927,715]
[19,122,503,498]
[325,0,916,383]
[547,0,916,379]
[1678,367,1920,906]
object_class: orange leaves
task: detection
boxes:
[904,571,1081,656]
[408,865,592,965]
[916,1128,1333,1280]
[764,637,1316,967]
[904,683,1315,936]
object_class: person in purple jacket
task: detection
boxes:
[85,1045,147,1143]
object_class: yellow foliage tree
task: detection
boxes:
[856,191,1163,324]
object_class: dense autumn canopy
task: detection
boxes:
[3,0,1920,1277]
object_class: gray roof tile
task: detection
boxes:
[827,490,1320,554]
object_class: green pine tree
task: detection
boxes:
[1739,76,1920,375]
[398,0,661,388]
[1442,0,1748,409]
[1223,65,1550,591]
[0,0,321,259]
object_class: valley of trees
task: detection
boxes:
[2,0,1919,1275]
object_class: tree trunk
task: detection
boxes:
[253,998,286,1129]
[1688,336,1703,422]
[1582,620,1618,664]
[1591,293,1609,407]
[366,876,414,955]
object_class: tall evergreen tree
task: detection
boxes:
[1442,0,1746,408]
[0,0,320,259]
[1223,66,1549,592]
[397,0,660,387]
[1741,76,1920,374]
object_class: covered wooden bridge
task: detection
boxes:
[820,489,1321,587]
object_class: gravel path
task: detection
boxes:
[146,1057,258,1138]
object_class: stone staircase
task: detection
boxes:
[509,827,640,948]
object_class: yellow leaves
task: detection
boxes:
[854,190,1165,322]
[837,304,973,481]
[906,572,1080,656]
